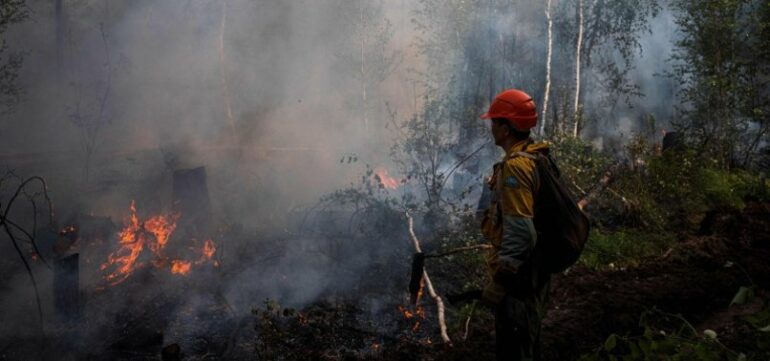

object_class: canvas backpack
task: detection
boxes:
[512,150,591,273]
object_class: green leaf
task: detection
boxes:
[730,286,754,306]
[759,325,770,332]
[604,334,618,351]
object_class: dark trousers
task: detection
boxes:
[495,294,542,361]
[495,268,549,361]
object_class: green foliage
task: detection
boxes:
[579,309,747,361]
[579,229,675,270]
[0,0,27,115]
[731,286,756,306]
[742,303,770,352]
[669,0,770,168]
[549,134,615,195]
[388,96,486,229]
[584,135,769,231]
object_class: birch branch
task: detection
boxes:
[405,212,452,345]
[577,168,614,210]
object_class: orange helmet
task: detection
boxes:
[480,89,538,131]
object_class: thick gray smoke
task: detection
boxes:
[0,0,685,357]
[0,0,420,349]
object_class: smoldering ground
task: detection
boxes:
[0,0,686,359]
[0,0,420,357]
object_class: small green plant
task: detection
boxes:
[579,309,747,361]
[579,229,675,270]
[742,303,770,352]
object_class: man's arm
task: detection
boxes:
[496,159,537,275]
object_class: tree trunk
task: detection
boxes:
[573,0,584,138]
[219,0,237,142]
[541,0,553,136]
[55,0,65,77]
[360,0,368,134]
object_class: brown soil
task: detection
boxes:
[400,201,770,360]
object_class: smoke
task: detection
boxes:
[0,0,691,357]
[0,0,421,355]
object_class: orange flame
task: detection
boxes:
[170,260,192,275]
[202,239,216,260]
[374,167,399,190]
[194,239,219,267]
[399,305,426,319]
[145,213,179,255]
[100,201,146,285]
[100,201,180,285]
[398,304,426,332]
[100,202,220,285]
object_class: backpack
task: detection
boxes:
[513,150,590,273]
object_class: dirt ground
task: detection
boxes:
[381,201,770,360]
[2,202,767,360]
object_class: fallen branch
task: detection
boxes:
[462,302,477,341]
[577,167,616,210]
[405,212,451,345]
[0,175,54,333]
[424,244,491,259]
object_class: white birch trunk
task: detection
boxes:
[219,0,237,141]
[361,0,368,134]
[540,0,554,135]
[573,0,584,137]
[405,212,452,345]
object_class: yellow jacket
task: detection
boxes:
[481,139,549,303]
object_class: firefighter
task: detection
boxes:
[480,88,551,361]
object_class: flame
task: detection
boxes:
[100,201,219,285]
[201,239,216,260]
[145,213,179,255]
[398,304,426,332]
[412,321,421,332]
[194,239,219,267]
[373,167,399,190]
[297,312,308,326]
[170,260,192,275]
[59,225,77,236]
[100,201,180,285]
[100,201,146,285]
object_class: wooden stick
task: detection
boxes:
[425,244,491,259]
[577,168,615,210]
[462,302,476,341]
[405,212,452,345]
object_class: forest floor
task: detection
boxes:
[385,201,770,360]
[1,202,768,360]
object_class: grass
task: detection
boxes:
[578,229,677,270]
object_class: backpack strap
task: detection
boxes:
[507,150,542,199]
[511,151,537,160]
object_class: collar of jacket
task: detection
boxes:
[503,138,532,160]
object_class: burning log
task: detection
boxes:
[409,253,425,304]
[409,245,491,304]
[54,253,80,321]
[405,212,451,345]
